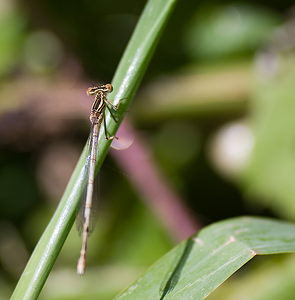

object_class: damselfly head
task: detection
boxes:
[86,84,113,96]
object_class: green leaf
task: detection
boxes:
[115,217,295,300]
[11,0,177,299]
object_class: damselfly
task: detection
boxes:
[77,83,119,275]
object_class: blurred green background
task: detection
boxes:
[1,0,295,299]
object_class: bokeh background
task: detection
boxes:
[1,0,295,299]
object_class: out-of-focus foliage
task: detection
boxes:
[208,255,295,300]
[23,30,64,74]
[0,3,26,76]
[243,54,295,219]
[183,4,281,61]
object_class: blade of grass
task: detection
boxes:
[115,216,295,300]
[11,0,177,299]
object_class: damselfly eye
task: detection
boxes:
[86,87,98,96]
[105,84,113,93]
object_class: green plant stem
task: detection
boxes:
[11,0,177,299]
